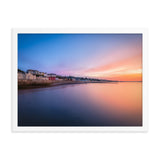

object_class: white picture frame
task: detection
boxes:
[12,28,148,132]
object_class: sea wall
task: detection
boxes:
[18,79,54,88]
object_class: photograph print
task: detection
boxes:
[17,31,143,128]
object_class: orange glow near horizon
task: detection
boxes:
[105,73,142,81]
[82,48,142,81]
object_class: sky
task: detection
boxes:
[18,33,142,81]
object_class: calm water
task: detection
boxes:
[18,82,142,126]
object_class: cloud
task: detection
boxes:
[83,53,142,81]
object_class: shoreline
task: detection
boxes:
[18,80,142,90]
[18,80,117,90]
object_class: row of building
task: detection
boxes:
[18,69,60,81]
[18,69,109,82]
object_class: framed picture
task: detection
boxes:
[12,28,148,132]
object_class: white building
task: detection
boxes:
[18,72,26,80]
[26,72,36,80]
[71,78,76,81]
[55,78,63,81]
[27,69,40,75]
[44,72,48,77]
[36,76,48,80]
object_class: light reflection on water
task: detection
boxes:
[18,82,142,126]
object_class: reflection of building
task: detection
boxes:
[48,73,56,80]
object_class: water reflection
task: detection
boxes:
[18,82,142,126]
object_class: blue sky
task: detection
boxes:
[18,33,142,79]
